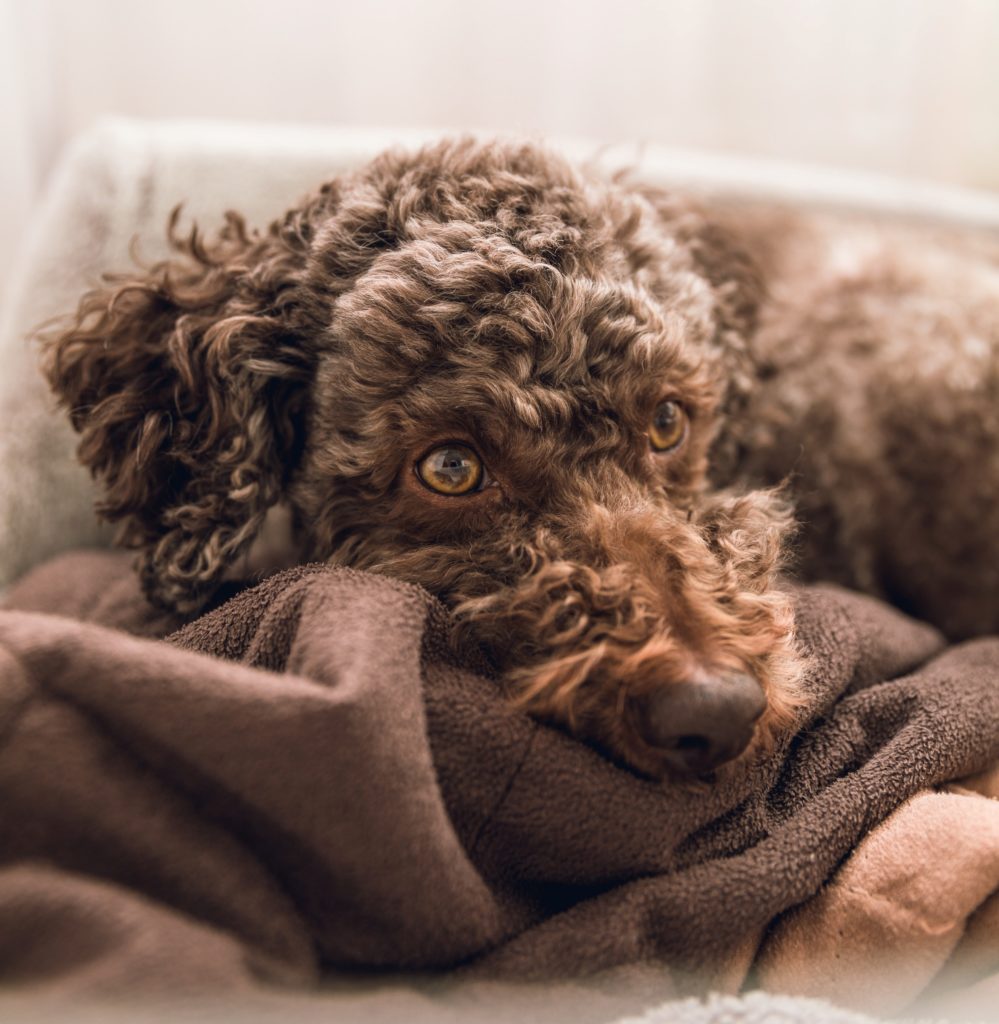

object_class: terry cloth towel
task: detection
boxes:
[0,551,997,1017]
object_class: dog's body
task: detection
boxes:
[713,203,999,641]
[43,139,999,778]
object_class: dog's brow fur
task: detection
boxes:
[42,136,999,778]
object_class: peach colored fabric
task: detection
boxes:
[756,780,999,1017]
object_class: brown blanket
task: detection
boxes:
[1,551,998,1017]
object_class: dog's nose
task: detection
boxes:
[634,672,767,775]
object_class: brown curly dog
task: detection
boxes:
[42,138,999,779]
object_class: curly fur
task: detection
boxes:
[41,137,999,777]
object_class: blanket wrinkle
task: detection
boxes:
[0,550,997,1021]
[0,644,35,749]
[466,726,541,864]
[0,615,317,976]
[756,780,999,1017]
[0,863,312,994]
[172,566,536,935]
[50,592,507,969]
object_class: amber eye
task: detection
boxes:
[648,400,688,452]
[416,444,484,495]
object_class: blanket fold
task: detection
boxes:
[0,551,997,1018]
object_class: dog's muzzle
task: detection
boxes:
[632,671,767,774]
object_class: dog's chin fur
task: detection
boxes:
[445,489,806,779]
[347,485,806,779]
[40,137,845,776]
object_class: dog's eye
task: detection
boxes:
[648,400,688,452]
[417,444,484,495]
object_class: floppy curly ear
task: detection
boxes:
[42,203,327,613]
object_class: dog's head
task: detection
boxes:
[44,138,802,777]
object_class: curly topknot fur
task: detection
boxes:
[42,137,999,777]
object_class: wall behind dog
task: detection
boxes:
[2,0,998,282]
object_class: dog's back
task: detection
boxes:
[728,203,999,637]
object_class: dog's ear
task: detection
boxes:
[42,201,329,613]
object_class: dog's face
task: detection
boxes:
[45,139,802,778]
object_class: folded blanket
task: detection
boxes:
[757,775,999,1018]
[1,551,997,1020]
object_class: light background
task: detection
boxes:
[3,0,999,281]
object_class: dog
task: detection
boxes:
[42,138,999,779]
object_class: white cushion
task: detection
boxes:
[4,116,999,589]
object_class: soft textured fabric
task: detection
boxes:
[1,550,997,1023]
[617,992,896,1024]
[757,781,999,1016]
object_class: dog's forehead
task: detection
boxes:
[316,163,723,464]
[329,237,711,386]
[324,270,712,443]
